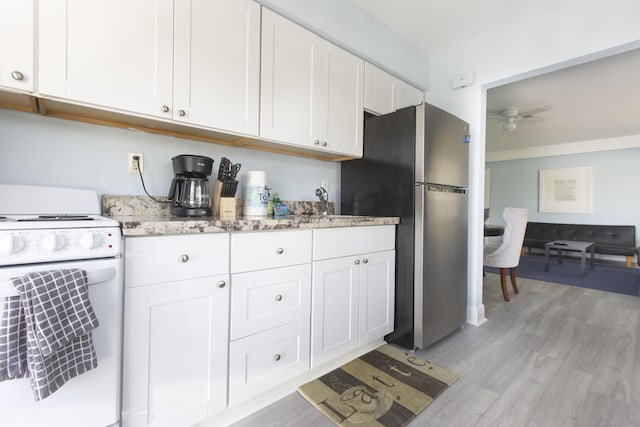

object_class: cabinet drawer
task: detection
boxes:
[231,230,312,273]
[228,322,310,406]
[230,264,311,340]
[313,225,395,260]
[125,233,229,287]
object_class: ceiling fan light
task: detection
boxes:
[503,119,517,131]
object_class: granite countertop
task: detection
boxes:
[103,195,399,237]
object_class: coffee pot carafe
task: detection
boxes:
[168,154,214,217]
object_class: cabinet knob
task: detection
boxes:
[354,259,360,265]
[178,109,186,117]
[217,281,226,288]
[273,354,281,361]
[314,140,320,145]
[161,105,170,113]
[275,294,283,302]
[179,254,190,263]
[321,141,328,147]
[363,258,368,264]
[276,247,284,255]
[11,71,24,81]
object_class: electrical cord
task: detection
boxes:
[134,156,170,204]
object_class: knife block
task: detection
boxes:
[213,180,236,220]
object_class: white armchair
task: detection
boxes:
[483,207,528,301]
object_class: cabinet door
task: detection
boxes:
[315,41,364,157]
[39,0,173,118]
[260,8,316,148]
[173,0,260,135]
[359,250,395,345]
[311,256,359,368]
[395,78,424,110]
[364,62,395,116]
[364,62,424,115]
[122,274,230,427]
[0,0,33,92]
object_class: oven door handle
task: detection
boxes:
[0,267,117,298]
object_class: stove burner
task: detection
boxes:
[18,215,94,222]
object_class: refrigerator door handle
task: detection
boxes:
[413,181,425,344]
[416,182,467,194]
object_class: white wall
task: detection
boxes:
[256,0,430,89]
[425,0,640,325]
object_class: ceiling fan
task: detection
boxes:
[488,106,550,131]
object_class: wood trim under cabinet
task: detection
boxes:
[31,97,355,162]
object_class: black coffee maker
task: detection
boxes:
[168,154,214,217]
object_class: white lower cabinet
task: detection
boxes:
[121,226,396,423]
[311,226,395,368]
[122,234,230,427]
[228,230,312,406]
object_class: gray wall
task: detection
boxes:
[486,147,640,244]
[0,110,340,204]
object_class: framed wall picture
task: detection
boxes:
[539,166,592,213]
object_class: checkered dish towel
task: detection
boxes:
[0,269,99,400]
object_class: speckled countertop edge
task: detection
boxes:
[102,194,398,237]
[111,215,399,237]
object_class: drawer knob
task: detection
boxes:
[314,140,320,145]
[273,354,281,361]
[217,281,226,288]
[275,294,283,302]
[11,71,24,81]
[321,141,328,147]
[363,258,368,264]
[276,247,284,255]
[354,259,360,265]
[178,109,186,117]
[179,254,190,263]
[161,105,170,113]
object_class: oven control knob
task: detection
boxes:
[0,234,25,256]
[78,232,103,250]
[40,233,66,252]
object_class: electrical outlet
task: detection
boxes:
[128,152,144,174]
[321,179,329,193]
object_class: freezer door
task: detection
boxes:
[414,184,468,348]
[421,103,470,188]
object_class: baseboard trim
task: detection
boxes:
[466,304,487,326]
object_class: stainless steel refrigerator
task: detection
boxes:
[341,103,469,349]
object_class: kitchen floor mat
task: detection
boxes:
[298,344,458,427]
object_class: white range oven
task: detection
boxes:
[0,184,123,427]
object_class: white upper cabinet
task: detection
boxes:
[173,0,260,135]
[395,78,425,112]
[364,62,424,116]
[0,0,34,92]
[39,0,260,136]
[39,0,174,116]
[260,9,364,157]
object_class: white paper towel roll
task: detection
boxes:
[243,171,268,217]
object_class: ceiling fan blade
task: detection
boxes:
[519,106,550,118]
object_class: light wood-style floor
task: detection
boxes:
[232,273,640,426]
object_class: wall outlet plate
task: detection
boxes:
[321,179,329,193]
[128,152,143,174]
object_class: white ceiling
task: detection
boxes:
[351,0,640,153]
